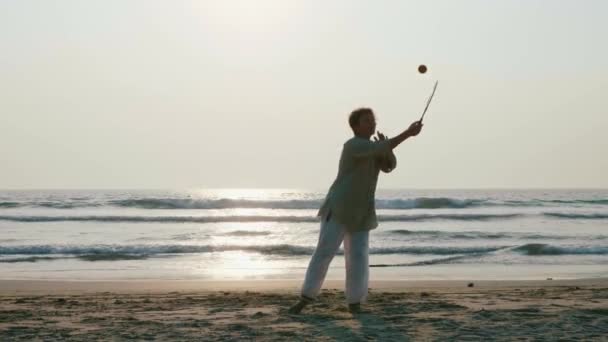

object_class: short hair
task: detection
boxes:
[349,107,374,130]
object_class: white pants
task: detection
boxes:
[300,212,370,304]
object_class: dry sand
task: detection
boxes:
[1,278,607,341]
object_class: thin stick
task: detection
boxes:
[419,80,438,122]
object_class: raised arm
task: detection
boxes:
[388,121,423,150]
[349,120,423,159]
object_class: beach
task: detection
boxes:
[2,189,608,339]
[1,278,607,340]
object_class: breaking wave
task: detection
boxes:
[0,213,523,223]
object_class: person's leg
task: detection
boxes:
[300,214,345,299]
[289,213,344,313]
[344,228,370,309]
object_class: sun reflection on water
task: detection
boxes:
[203,251,278,279]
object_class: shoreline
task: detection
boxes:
[1,277,606,295]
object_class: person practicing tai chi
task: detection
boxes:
[289,108,423,314]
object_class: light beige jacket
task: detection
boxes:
[317,137,397,232]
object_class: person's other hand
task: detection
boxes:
[407,121,423,136]
[373,131,388,142]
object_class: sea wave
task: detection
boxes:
[0,256,61,263]
[371,254,479,267]
[376,197,483,209]
[109,198,323,210]
[2,242,606,262]
[0,213,523,223]
[511,243,608,255]
[82,197,488,210]
[102,197,608,209]
[0,202,21,208]
[543,212,608,219]
[388,229,511,239]
[543,199,608,205]
[3,196,607,210]
[0,244,510,258]
[0,254,151,263]
[386,230,608,240]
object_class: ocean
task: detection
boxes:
[1,189,607,281]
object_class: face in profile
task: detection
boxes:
[355,112,376,138]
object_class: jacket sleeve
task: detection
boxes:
[378,150,397,173]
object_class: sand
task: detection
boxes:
[1,278,607,341]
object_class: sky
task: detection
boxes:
[1,0,607,189]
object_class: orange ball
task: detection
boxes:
[418,64,427,74]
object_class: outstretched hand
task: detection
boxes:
[407,121,423,137]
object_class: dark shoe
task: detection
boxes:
[348,303,368,314]
[288,295,314,314]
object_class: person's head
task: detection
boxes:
[349,107,376,139]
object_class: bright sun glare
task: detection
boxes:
[198,0,296,36]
